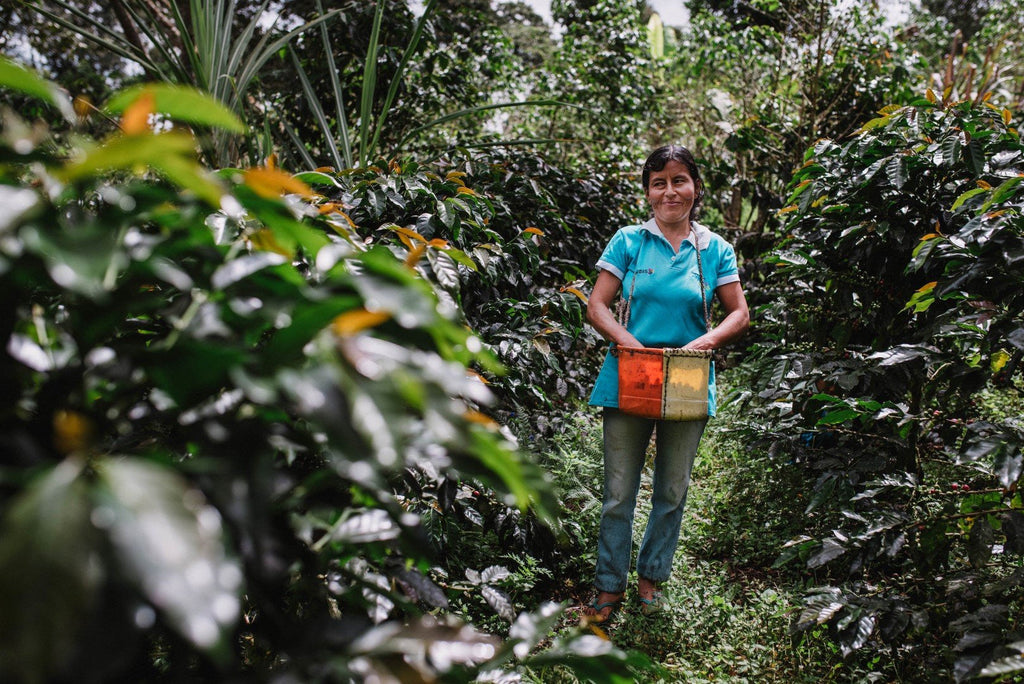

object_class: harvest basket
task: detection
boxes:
[614,346,711,420]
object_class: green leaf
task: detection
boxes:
[940,133,962,166]
[367,0,440,159]
[293,171,341,188]
[145,341,246,407]
[481,585,516,622]
[807,538,846,568]
[647,13,665,59]
[286,47,345,171]
[885,156,906,190]
[0,460,100,683]
[796,587,845,630]
[950,186,988,211]
[437,199,456,229]
[97,457,242,657]
[261,294,361,365]
[441,246,478,272]
[211,252,288,290]
[319,509,400,545]
[818,408,859,425]
[980,652,1024,678]
[358,2,385,166]
[0,56,73,120]
[982,175,1024,210]
[838,612,875,656]
[60,133,225,207]
[964,139,986,175]
[314,0,353,168]
[0,186,42,234]
[427,249,461,293]
[468,428,534,512]
[857,115,890,133]
[18,215,124,300]
[105,84,245,133]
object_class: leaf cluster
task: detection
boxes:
[742,91,1024,679]
[0,67,649,683]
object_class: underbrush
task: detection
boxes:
[514,376,882,682]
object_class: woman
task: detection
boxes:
[583,145,749,621]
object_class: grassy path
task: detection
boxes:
[525,391,866,682]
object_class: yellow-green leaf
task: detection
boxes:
[105,84,245,133]
[951,186,988,211]
[60,132,225,206]
[647,12,665,59]
[857,116,890,134]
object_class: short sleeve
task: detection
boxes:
[594,229,630,281]
[715,241,740,287]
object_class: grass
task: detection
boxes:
[520,377,894,682]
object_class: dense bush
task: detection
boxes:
[0,65,648,683]
[318,148,640,426]
[743,86,1024,680]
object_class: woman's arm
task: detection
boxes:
[683,281,750,351]
[586,269,643,348]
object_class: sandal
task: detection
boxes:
[638,591,665,616]
[583,595,624,623]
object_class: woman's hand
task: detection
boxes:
[683,281,750,350]
[587,270,643,348]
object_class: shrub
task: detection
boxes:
[0,64,647,683]
[743,85,1024,680]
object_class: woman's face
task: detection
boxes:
[645,159,699,229]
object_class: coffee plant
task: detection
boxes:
[0,63,650,683]
[744,87,1024,680]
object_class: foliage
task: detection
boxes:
[24,0,344,165]
[742,84,1024,680]
[510,0,657,169]
[297,143,639,428]
[666,0,931,255]
[271,0,440,170]
[0,66,646,682]
[920,0,997,40]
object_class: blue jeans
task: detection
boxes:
[594,407,707,593]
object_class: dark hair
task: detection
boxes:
[642,145,704,219]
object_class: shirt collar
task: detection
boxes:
[640,218,710,249]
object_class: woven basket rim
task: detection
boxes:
[613,345,712,359]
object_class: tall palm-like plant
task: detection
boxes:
[279,0,580,169]
[26,0,341,165]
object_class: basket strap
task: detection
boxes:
[693,231,711,333]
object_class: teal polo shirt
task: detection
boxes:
[588,219,740,415]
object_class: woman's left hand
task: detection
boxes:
[683,281,750,350]
[683,334,717,351]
